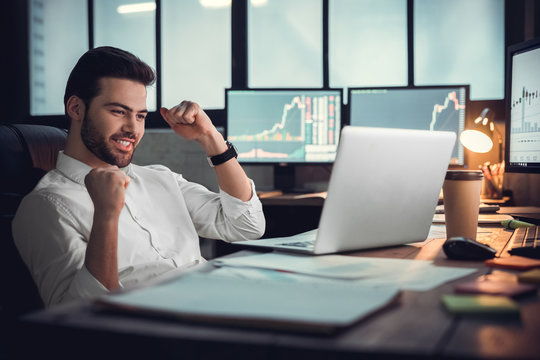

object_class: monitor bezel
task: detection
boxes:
[225,88,344,165]
[346,84,470,166]
[504,37,540,174]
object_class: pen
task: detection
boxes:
[501,219,536,229]
[481,164,501,197]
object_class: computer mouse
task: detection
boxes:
[442,237,497,261]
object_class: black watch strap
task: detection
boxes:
[207,141,238,167]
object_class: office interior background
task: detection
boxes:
[1,0,539,206]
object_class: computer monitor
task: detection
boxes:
[226,89,342,190]
[348,86,468,166]
[505,38,540,173]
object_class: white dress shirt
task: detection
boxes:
[13,151,265,307]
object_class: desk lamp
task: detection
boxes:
[459,108,504,198]
[459,108,503,163]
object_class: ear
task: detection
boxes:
[66,95,85,123]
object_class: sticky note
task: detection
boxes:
[441,294,520,316]
[485,256,540,271]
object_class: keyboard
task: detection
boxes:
[278,240,316,248]
[508,226,540,259]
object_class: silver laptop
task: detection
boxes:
[237,126,456,255]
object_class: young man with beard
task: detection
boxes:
[13,46,265,307]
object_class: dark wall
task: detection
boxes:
[1,1,29,125]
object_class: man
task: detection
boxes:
[13,46,265,307]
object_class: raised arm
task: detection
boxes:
[160,101,252,201]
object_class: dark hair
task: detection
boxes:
[64,46,156,117]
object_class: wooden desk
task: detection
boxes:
[10,227,540,359]
[258,191,326,207]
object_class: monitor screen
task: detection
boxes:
[226,89,342,164]
[505,38,540,173]
[348,86,468,165]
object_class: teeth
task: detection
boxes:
[117,140,131,146]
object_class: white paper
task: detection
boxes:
[433,213,513,224]
[213,252,434,280]
[427,224,447,239]
[103,272,400,327]
[211,257,477,292]
[213,251,478,291]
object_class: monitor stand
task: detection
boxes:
[273,164,311,194]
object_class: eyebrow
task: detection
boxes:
[104,102,148,114]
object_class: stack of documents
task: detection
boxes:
[98,272,399,334]
[433,213,513,224]
[98,253,477,334]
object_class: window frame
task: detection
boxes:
[23,0,507,129]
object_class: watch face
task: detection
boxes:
[228,142,238,157]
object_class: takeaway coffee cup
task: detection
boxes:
[442,170,483,240]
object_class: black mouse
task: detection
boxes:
[442,237,497,260]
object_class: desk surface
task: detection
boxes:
[258,190,327,206]
[12,227,540,360]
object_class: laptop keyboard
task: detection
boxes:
[278,240,316,248]
[508,226,540,259]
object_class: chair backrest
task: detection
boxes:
[0,124,67,321]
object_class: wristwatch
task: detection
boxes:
[207,141,238,167]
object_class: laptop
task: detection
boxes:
[237,126,456,255]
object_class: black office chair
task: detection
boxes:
[0,124,67,324]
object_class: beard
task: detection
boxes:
[81,111,137,168]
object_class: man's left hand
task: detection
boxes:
[160,101,214,142]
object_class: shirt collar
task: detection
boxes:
[56,151,134,185]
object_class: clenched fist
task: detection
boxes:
[85,165,130,218]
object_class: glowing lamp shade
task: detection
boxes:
[459,129,493,153]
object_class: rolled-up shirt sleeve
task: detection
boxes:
[13,192,109,307]
[178,177,265,242]
[64,264,109,302]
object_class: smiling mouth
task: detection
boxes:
[112,137,135,151]
[116,139,131,146]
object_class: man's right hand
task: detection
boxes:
[83,166,129,291]
[84,166,130,218]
